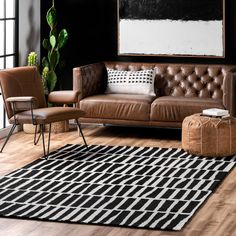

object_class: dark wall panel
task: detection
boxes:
[41,0,236,89]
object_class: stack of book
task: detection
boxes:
[202,108,230,118]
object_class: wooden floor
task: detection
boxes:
[0,125,235,236]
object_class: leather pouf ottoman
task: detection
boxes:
[182,113,236,157]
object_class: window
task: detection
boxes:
[0,0,18,129]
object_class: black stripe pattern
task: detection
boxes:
[120,0,223,21]
[0,144,235,230]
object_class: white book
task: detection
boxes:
[202,108,229,117]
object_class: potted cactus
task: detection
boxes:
[23,52,40,133]
[24,1,69,134]
[42,0,70,133]
[42,0,68,94]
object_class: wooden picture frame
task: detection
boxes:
[118,0,225,58]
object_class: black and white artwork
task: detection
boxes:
[118,0,225,57]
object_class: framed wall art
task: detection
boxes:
[118,0,225,57]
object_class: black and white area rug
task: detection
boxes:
[0,144,235,231]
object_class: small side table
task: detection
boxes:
[182,113,236,157]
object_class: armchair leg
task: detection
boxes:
[34,125,41,145]
[40,124,52,159]
[47,123,52,157]
[76,119,89,150]
[40,124,46,157]
[0,124,17,153]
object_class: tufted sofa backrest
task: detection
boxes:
[105,62,235,100]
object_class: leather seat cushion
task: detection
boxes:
[80,94,156,121]
[150,96,225,122]
[9,107,85,124]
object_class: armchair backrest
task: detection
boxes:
[0,66,47,119]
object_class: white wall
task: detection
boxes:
[19,0,41,66]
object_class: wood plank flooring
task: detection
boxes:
[0,125,235,236]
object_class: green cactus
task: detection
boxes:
[42,0,68,94]
[27,52,38,66]
[42,66,49,94]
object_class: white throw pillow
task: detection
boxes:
[105,68,156,96]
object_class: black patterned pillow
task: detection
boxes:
[105,68,156,96]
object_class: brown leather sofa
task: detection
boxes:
[73,62,236,128]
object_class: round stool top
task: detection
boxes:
[184,113,236,126]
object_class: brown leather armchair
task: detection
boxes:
[0,66,88,158]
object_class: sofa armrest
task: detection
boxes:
[48,90,80,105]
[73,62,107,104]
[223,70,236,117]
